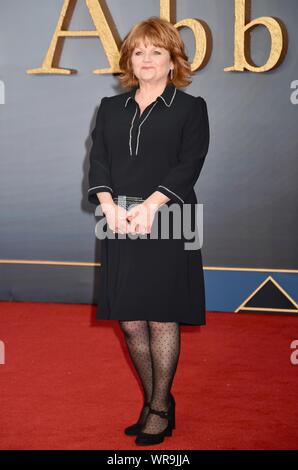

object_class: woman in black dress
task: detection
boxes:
[88,17,210,446]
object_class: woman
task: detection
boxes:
[87,17,210,446]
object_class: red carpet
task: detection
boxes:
[0,301,297,450]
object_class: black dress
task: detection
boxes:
[87,82,210,325]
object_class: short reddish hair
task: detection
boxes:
[118,16,192,89]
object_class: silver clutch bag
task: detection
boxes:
[112,195,145,210]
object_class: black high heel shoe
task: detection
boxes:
[170,393,176,429]
[135,394,176,446]
[124,401,151,435]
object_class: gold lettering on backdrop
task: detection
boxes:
[27,0,286,75]
[160,0,211,71]
[224,0,287,72]
[27,0,121,74]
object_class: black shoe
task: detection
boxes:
[135,395,175,446]
[124,401,151,436]
[169,393,176,429]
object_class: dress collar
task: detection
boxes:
[124,82,177,108]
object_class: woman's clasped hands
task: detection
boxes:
[104,201,159,236]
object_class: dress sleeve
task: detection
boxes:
[156,96,210,205]
[87,97,114,205]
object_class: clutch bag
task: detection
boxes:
[112,195,145,210]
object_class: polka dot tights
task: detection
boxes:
[119,320,180,434]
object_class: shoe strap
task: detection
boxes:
[149,407,170,419]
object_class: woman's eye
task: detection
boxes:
[135,51,161,55]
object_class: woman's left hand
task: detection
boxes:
[126,202,159,235]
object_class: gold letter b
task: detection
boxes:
[225,0,286,73]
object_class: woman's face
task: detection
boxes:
[131,38,173,84]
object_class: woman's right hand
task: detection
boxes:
[103,203,129,234]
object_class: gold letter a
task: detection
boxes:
[27,0,121,75]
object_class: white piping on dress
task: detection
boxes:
[135,101,159,155]
[157,185,184,203]
[126,86,177,156]
[159,87,177,107]
[129,107,138,156]
[88,185,113,193]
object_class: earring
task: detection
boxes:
[170,68,174,80]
